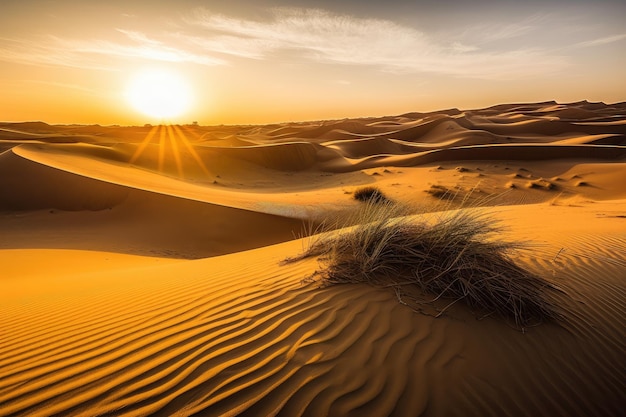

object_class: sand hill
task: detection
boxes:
[1,101,625,416]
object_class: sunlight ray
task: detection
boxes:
[166,125,185,179]
[129,124,160,164]
[158,124,167,173]
[178,125,204,142]
[173,125,211,176]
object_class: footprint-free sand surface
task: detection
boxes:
[1,101,625,416]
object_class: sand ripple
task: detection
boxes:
[1,101,625,416]
[2,219,625,416]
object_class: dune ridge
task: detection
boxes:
[1,101,625,416]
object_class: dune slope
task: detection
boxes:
[1,101,625,416]
[1,203,625,416]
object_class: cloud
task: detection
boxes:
[0,31,224,71]
[0,8,568,80]
[458,15,547,44]
[0,37,108,70]
[55,33,225,66]
[115,29,161,46]
[181,8,567,80]
[574,33,626,48]
[450,42,479,53]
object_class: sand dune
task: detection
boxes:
[1,205,624,416]
[0,150,306,258]
[1,101,625,416]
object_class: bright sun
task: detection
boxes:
[126,69,192,120]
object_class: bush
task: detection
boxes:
[353,186,390,203]
[287,201,559,328]
[425,184,456,200]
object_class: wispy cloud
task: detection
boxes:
[0,8,568,80]
[574,33,626,48]
[115,29,161,46]
[457,15,547,44]
[181,8,567,79]
[0,37,109,70]
[0,31,224,71]
[54,34,225,66]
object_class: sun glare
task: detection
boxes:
[126,69,192,120]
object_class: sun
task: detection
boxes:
[126,69,192,120]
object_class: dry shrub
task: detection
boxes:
[353,186,390,203]
[288,200,560,328]
[425,184,457,200]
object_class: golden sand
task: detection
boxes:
[1,101,625,416]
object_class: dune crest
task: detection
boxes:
[1,101,625,416]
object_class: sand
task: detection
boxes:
[1,100,625,416]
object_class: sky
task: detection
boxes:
[1,0,625,125]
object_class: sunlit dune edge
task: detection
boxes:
[1,101,625,416]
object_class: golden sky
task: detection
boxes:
[1,0,625,125]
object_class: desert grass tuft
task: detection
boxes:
[353,186,391,204]
[287,200,560,328]
[425,184,457,200]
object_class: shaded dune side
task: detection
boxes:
[0,149,129,211]
[479,100,625,116]
[270,103,626,142]
[323,137,408,158]
[122,138,626,177]
[547,107,602,119]
[464,118,626,137]
[115,141,341,174]
[208,142,325,171]
[1,209,624,416]
[409,143,626,162]
[268,120,392,140]
[320,132,510,158]
[253,108,625,154]
[0,150,304,258]
[321,144,626,172]
[377,116,461,142]
[196,136,259,147]
[0,129,46,140]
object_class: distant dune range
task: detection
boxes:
[1,101,625,416]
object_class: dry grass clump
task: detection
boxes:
[425,184,457,200]
[353,186,390,203]
[289,201,559,328]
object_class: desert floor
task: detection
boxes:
[1,100,625,416]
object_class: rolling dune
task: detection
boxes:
[1,205,624,416]
[1,101,625,416]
